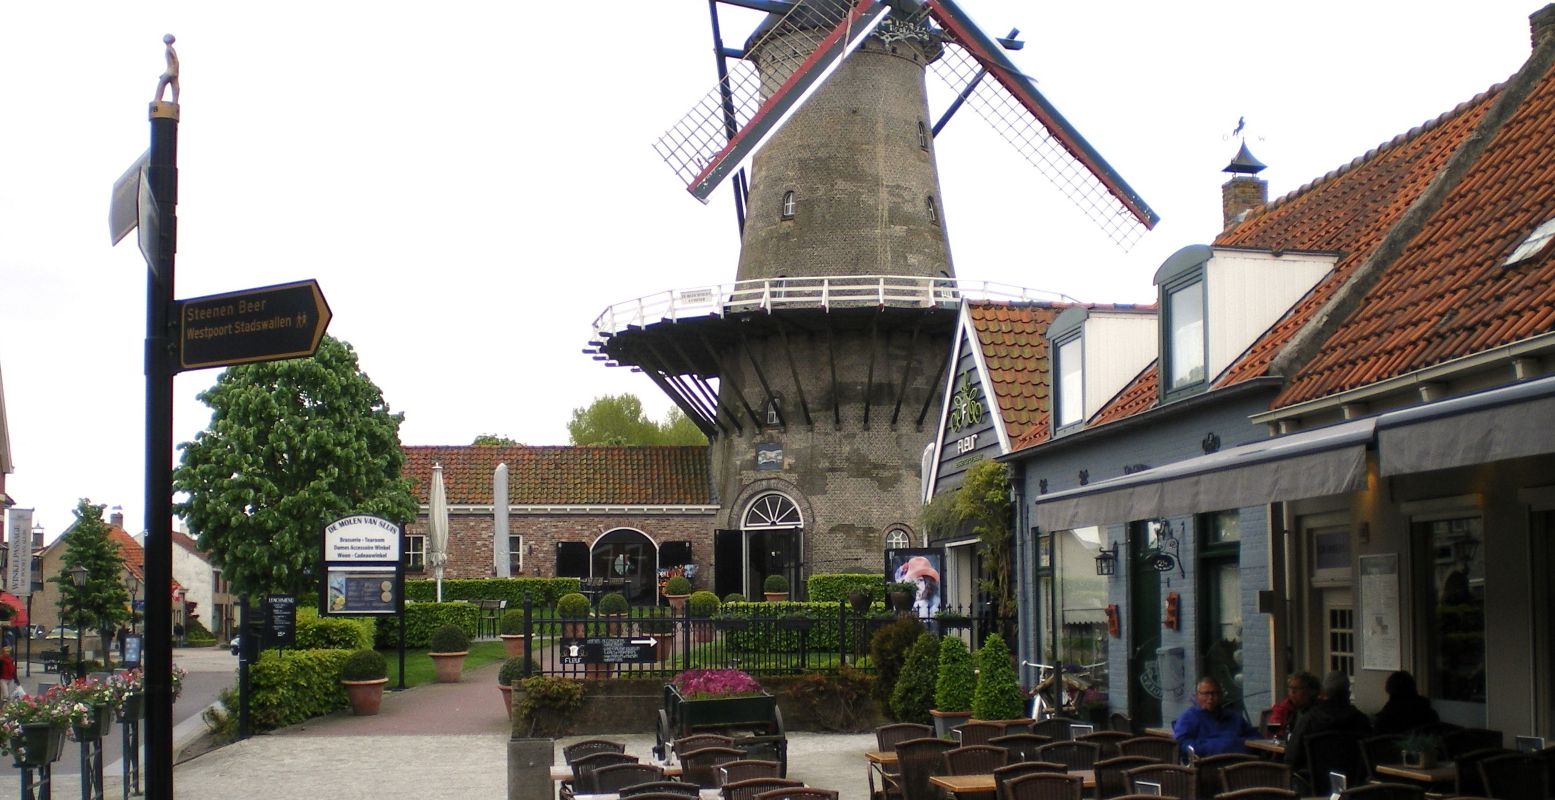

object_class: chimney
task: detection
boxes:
[1533,5,1555,49]
[1221,141,1268,229]
[110,505,125,530]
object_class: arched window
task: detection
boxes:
[885,529,911,550]
[926,196,939,225]
[765,395,783,426]
[781,191,797,220]
[918,121,929,150]
[743,493,802,529]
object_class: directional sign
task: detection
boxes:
[558,637,659,665]
[175,279,331,372]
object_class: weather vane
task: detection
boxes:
[153,34,179,104]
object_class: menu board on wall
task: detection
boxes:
[1360,554,1401,671]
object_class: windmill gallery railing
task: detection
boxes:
[590,275,1077,337]
[512,599,1010,679]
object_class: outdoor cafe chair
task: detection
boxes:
[957,721,1011,746]
[1094,756,1156,799]
[620,780,701,798]
[1125,763,1197,800]
[564,738,627,764]
[1337,783,1425,800]
[1109,713,1136,735]
[629,794,712,800]
[680,746,746,788]
[1003,772,1085,800]
[991,733,1054,763]
[996,762,1068,799]
[751,789,839,800]
[1119,737,1180,764]
[721,777,804,800]
[1193,753,1254,799]
[888,737,955,800]
[1359,736,1403,783]
[1301,731,1364,796]
[877,723,933,753]
[1218,761,1291,793]
[1453,747,1510,797]
[676,734,737,758]
[1444,729,1503,759]
[720,759,782,785]
[1477,752,1549,800]
[565,751,639,798]
[1033,718,1078,742]
[945,744,1009,775]
[1214,789,1298,800]
[1079,731,1133,759]
[1038,741,1103,771]
[593,763,668,794]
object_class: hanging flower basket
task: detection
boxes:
[117,692,144,723]
[70,704,115,741]
[10,723,66,768]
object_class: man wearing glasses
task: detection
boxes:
[1173,676,1258,756]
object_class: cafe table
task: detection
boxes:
[1244,738,1286,757]
[931,769,1095,798]
[1144,727,1175,739]
[549,764,683,781]
[1374,761,1457,787]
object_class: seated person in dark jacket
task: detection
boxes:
[1284,670,1373,770]
[1372,670,1438,735]
[1267,671,1320,737]
[1173,676,1258,756]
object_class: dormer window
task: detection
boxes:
[918,121,929,150]
[781,191,796,220]
[1165,277,1206,392]
[927,196,939,225]
[1055,334,1084,429]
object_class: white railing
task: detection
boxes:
[590,276,1077,337]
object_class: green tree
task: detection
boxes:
[471,433,519,446]
[956,459,1014,618]
[173,336,418,596]
[567,394,707,446]
[972,633,1025,720]
[55,499,130,656]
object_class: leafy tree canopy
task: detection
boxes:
[567,394,707,446]
[173,336,417,596]
[472,433,520,446]
[956,459,1014,619]
[55,499,130,636]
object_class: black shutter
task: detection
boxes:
[714,530,744,599]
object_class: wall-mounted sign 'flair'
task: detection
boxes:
[948,373,984,432]
[323,515,402,562]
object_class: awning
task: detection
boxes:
[1034,418,1374,530]
[1378,374,1555,476]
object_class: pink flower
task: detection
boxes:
[671,669,763,700]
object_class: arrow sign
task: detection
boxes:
[175,279,332,372]
[631,638,657,648]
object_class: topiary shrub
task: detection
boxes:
[497,656,541,686]
[869,615,928,707]
[723,592,747,604]
[892,631,940,724]
[298,614,375,650]
[934,636,975,713]
[762,574,789,594]
[429,624,470,654]
[515,675,584,737]
[664,576,693,596]
[688,591,720,616]
[597,592,629,615]
[499,609,526,635]
[340,648,387,681]
[555,593,591,619]
[972,633,1024,720]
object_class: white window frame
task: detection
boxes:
[405,534,426,571]
[508,534,523,574]
[1054,333,1084,430]
[885,529,911,550]
[1164,275,1207,394]
[781,191,797,220]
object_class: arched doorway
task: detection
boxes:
[591,529,658,606]
[730,493,803,600]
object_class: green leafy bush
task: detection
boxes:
[298,614,374,650]
[248,649,352,732]
[972,633,1024,720]
[807,573,886,604]
[888,581,918,595]
[340,648,387,681]
[762,574,789,594]
[514,675,584,737]
[497,656,540,685]
[891,632,940,724]
[556,593,591,618]
[429,624,470,654]
[405,577,581,607]
[499,609,526,635]
[688,591,721,616]
[723,593,747,604]
[869,615,928,706]
[373,602,478,648]
[934,636,974,713]
[783,666,877,732]
[597,592,629,615]
[718,601,895,653]
[665,576,694,596]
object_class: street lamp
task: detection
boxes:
[125,570,141,635]
[69,564,88,680]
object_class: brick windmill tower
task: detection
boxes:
[588,0,1156,599]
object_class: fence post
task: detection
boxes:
[681,603,692,670]
[522,596,533,677]
[837,598,847,667]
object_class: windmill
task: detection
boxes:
[587,0,1156,600]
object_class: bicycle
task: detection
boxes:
[1021,660,1103,719]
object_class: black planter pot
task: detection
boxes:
[889,591,914,612]
[848,591,872,613]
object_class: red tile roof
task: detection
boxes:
[109,527,144,580]
[1275,57,1555,406]
[1089,361,1161,426]
[966,302,1069,444]
[402,445,712,506]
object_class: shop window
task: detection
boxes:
[1420,516,1485,704]
[1198,511,1242,708]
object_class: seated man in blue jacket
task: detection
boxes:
[1173,676,1258,756]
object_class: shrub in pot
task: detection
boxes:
[869,615,927,707]
[428,624,471,683]
[596,591,629,638]
[688,590,720,644]
[556,592,591,638]
[498,608,528,658]
[972,633,1026,722]
[932,635,975,737]
[888,582,917,612]
[664,576,694,612]
[496,656,541,720]
[762,574,790,602]
[340,648,389,716]
[723,592,747,604]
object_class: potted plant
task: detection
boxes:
[59,678,116,742]
[971,634,1028,724]
[888,582,917,612]
[687,591,720,644]
[723,593,747,604]
[660,668,777,746]
[556,592,591,638]
[498,609,527,658]
[496,656,539,720]
[1400,733,1442,768]
[763,574,790,602]
[664,576,694,612]
[340,648,389,716]
[639,613,675,662]
[0,691,73,767]
[847,586,874,613]
[596,591,629,634]
[931,635,975,737]
[428,624,471,683]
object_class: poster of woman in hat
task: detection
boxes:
[887,549,944,619]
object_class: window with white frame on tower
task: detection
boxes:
[781,191,796,220]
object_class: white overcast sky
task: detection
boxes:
[0,1,1538,538]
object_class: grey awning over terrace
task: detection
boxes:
[1378,373,1555,476]
[1033,418,1374,530]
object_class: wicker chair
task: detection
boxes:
[1038,741,1103,770]
[992,734,1054,763]
[1193,753,1254,799]
[631,794,716,800]
[959,721,1012,746]
[1219,761,1292,793]
[878,723,934,752]
[1337,783,1425,800]
[945,745,1009,775]
[1359,735,1403,782]
[1454,747,1512,797]
[720,760,782,785]
[676,733,738,757]
[1079,731,1133,760]
[593,763,668,794]
[996,763,1068,799]
[1215,789,1298,800]
[721,778,805,800]
[1444,729,1503,759]
[889,738,955,800]
[1033,718,1078,742]
[680,746,747,789]
[563,738,627,764]
[751,789,839,800]
[1124,764,1197,800]
[1301,731,1364,796]
[1477,752,1549,800]
[621,781,701,798]
[1119,737,1179,764]
[1109,713,1136,735]
[567,751,639,795]
[1094,756,1157,800]
[1003,772,1085,800]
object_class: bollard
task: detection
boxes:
[506,737,553,800]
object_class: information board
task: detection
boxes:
[263,594,297,647]
[124,634,143,668]
[558,637,660,665]
[326,568,397,615]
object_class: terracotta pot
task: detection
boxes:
[342,678,388,716]
[666,594,689,612]
[429,651,468,683]
[649,632,675,662]
[499,634,526,659]
[498,684,513,719]
[764,592,789,603]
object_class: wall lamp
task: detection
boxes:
[1094,541,1119,575]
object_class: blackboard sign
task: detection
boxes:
[557,636,661,665]
[325,568,397,615]
[263,594,297,647]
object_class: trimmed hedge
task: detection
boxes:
[404,577,580,607]
[297,612,374,650]
[374,602,479,648]
[248,648,351,732]
[807,573,886,604]
[718,601,895,653]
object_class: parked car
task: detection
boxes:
[33,625,79,641]
[230,635,241,656]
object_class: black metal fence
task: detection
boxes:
[514,599,1011,679]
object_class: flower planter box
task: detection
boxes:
[71,704,115,741]
[656,682,788,771]
[11,723,66,767]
